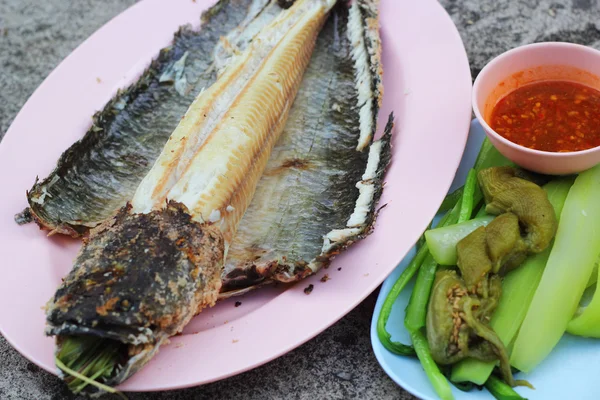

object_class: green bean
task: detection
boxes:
[411,330,455,400]
[375,245,429,356]
[474,201,488,218]
[377,200,462,356]
[485,375,527,400]
[404,254,438,331]
[458,169,477,223]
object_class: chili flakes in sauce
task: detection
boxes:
[490,81,600,152]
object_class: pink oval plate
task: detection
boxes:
[0,0,472,392]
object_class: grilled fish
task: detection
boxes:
[21,0,387,296]
[222,0,386,293]
[46,0,337,390]
[23,0,274,236]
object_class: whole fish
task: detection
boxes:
[46,0,338,392]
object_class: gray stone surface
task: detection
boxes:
[1,0,600,399]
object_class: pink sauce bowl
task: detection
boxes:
[473,42,600,175]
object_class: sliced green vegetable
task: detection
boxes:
[451,178,573,384]
[511,165,600,372]
[475,203,488,218]
[375,245,427,356]
[485,375,527,400]
[425,216,495,266]
[567,256,600,337]
[417,220,433,250]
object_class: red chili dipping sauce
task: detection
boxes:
[489,81,600,152]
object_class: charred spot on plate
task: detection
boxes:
[234,301,242,307]
[304,284,314,295]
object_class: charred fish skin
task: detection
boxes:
[46,201,224,385]
[23,0,270,237]
[222,0,386,291]
[46,0,337,389]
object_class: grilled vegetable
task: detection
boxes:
[451,178,572,385]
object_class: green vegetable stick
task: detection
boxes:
[425,216,495,266]
[473,138,514,171]
[458,169,478,223]
[411,330,455,400]
[485,375,527,400]
[375,244,427,356]
[451,178,573,384]
[567,254,600,337]
[404,255,438,332]
[474,203,488,218]
[511,165,600,372]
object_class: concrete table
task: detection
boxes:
[1,1,599,399]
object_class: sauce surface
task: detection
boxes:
[489,80,600,152]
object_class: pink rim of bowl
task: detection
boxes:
[472,42,600,175]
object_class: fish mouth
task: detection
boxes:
[54,335,127,395]
[54,334,159,396]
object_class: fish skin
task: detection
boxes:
[46,201,225,388]
[221,0,386,292]
[223,113,392,291]
[24,0,268,237]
